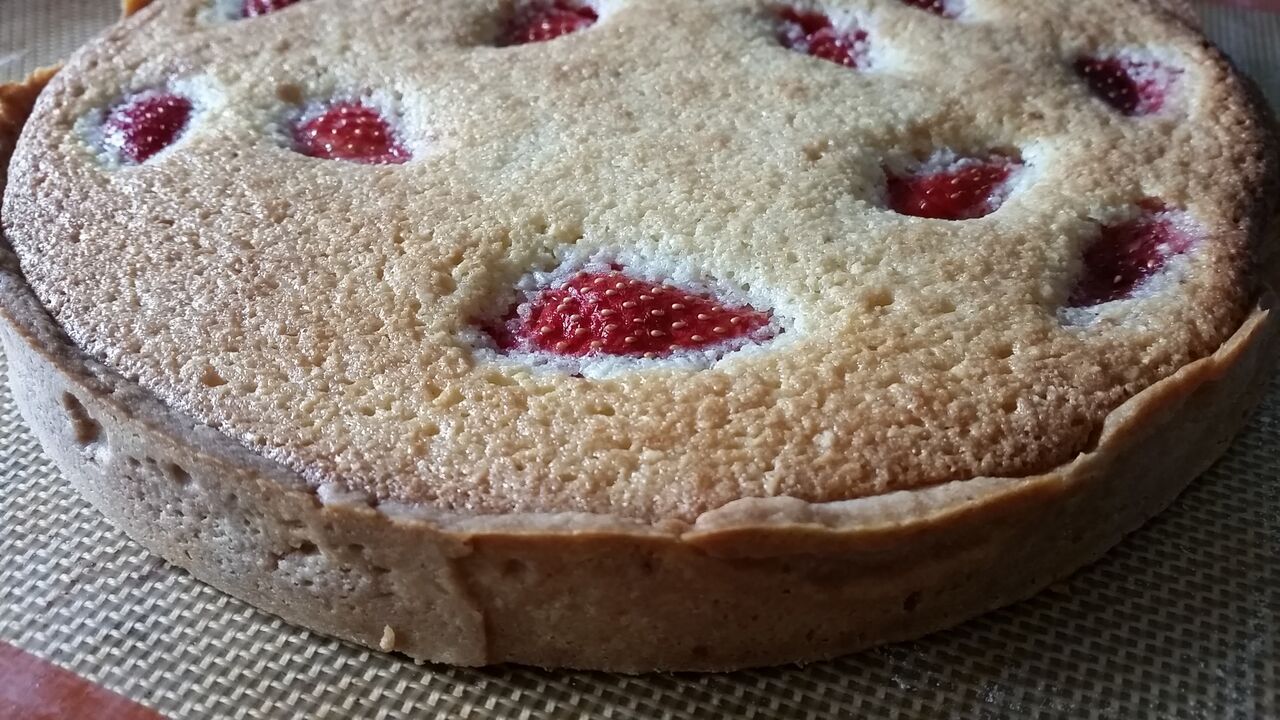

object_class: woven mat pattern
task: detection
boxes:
[1,2,1279,718]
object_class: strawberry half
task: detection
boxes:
[102,92,194,165]
[293,102,410,165]
[503,1,599,46]
[900,0,960,18]
[777,7,870,69]
[1074,55,1179,117]
[489,268,775,358]
[242,0,300,17]
[1068,202,1195,307]
[886,154,1019,220]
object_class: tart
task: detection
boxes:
[0,0,1277,671]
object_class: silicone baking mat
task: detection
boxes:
[1,2,1278,718]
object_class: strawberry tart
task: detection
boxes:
[0,0,1277,671]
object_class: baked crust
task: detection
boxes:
[1,1,1278,671]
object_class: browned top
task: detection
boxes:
[2,0,1276,522]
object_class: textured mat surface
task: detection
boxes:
[1,2,1278,718]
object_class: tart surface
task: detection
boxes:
[3,0,1275,523]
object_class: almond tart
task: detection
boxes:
[0,0,1277,671]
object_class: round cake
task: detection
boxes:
[0,0,1276,671]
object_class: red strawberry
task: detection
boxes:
[1074,55,1177,117]
[489,269,775,358]
[886,155,1018,220]
[777,8,870,69]
[504,1,598,45]
[242,0,300,17]
[900,0,958,17]
[293,102,409,165]
[1068,203,1194,307]
[103,92,193,165]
